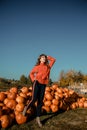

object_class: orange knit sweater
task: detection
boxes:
[29,56,56,84]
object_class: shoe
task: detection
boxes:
[36,117,43,128]
[22,106,27,116]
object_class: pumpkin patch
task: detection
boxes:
[0,85,87,128]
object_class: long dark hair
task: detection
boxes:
[35,54,49,65]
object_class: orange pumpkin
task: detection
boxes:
[58,93,63,99]
[15,113,27,124]
[52,99,59,106]
[28,86,32,91]
[51,84,58,90]
[45,92,53,101]
[70,103,77,109]
[0,92,6,102]
[45,86,51,92]
[15,103,25,112]
[42,106,51,113]
[0,115,10,128]
[56,88,63,94]
[19,92,27,98]
[54,94,60,100]
[78,101,84,108]
[7,92,17,100]
[50,104,58,113]
[84,101,87,108]
[6,99,17,109]
[16,96,25,103]
[21,87,29,94]
[27,92,32,97]
[0,102,4,107]
[44,100,51,107]
[9,87,18,94]
[3,98,9,105]
[68,89,74,95]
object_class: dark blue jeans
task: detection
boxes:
[27,80,46,117]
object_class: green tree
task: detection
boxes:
[20,75,28,84]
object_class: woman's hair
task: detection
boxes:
[35,54,49,65]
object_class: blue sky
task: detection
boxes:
[0,0,87,81]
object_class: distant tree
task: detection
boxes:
[27,76,32,86]
[83,75,87,82]
[59,70,65,80]
[20,75,27,84]
[58,70,87,87]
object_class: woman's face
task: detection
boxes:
[40,56,46,63]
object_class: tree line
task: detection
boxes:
[0,70,87,89]
[58,70,87,87]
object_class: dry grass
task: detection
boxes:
[1,108,87,130]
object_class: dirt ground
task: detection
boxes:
[1,108,87,130]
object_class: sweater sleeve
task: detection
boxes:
[29,66,38,82]
[47,56,56,68]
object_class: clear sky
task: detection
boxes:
[0,0,87,81]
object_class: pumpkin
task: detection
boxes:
[45,86,51,92]
[59,101,63,109]
[3,98,9,105]
[28,86,32,91]
[15,113,27,124]
[84,101,87,108]
[45,92,53,101]
[63,87,69,93]
[0,92,6,102]
[56,88,63,94]
[0,115,10,128]
[19,92,27,98]
[42,106,51,113]
[58,93,63,99]
[6,99,17,109]
[21,87,29,94]
[26,108,32,115]
[15,103,25,112]
[50,104,58,113]
[52,99,59,106]
[78,101,84,108]
[44,100,51,107]
[27,92,32,97]
[70,103,77,109]
[63,92,69,98]
[14,110,19,116]
[68,89,74,95]
[7,92,17,100]
[79,97,86,102]
[9,87,18,94]
[16,96,25,103]
[54,94,60,100]
[51,84,58,90]
[0,102,4,107]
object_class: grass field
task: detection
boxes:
[0,83,87,130]
[0,108,87,130]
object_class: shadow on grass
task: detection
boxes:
[26,108,65,126]
[41,110,64,125]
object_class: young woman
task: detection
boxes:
[22,54,56,127]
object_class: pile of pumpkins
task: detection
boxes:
[0,84,87,128]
